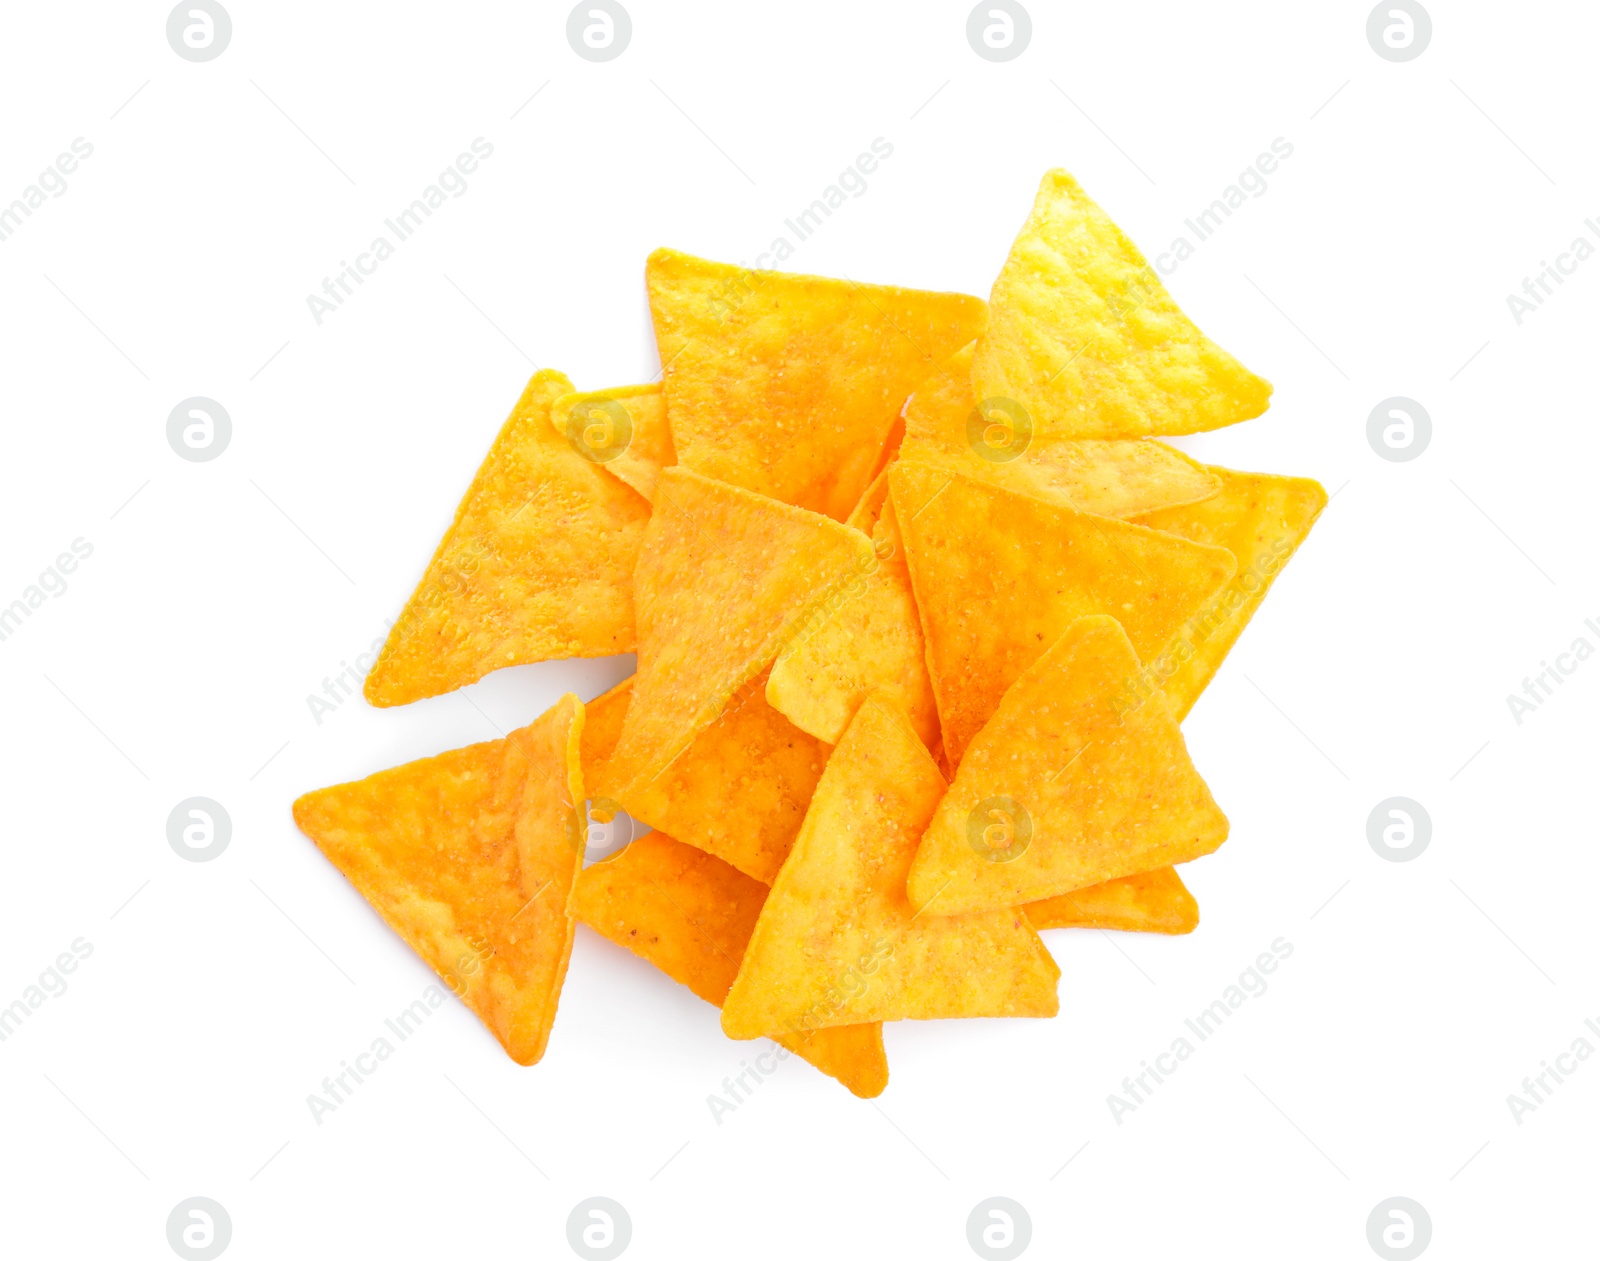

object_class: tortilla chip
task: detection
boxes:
[972,171,1271,439]
[365,371,650,707]
[551,383,676,503]
[721,695,1060,1038]
[1025,866,1198,934]
[909,616,1228,915]
[889,461,1236,764]
[591,673,828,884]
[291,694,586,1065]
[571,832,887,1096]
[605,468,875,798]
[648,248,986,520]
[1127,467,1327,721]
[901,342,1221,516]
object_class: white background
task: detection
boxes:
[1,1,1594,1257]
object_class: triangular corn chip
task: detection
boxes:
[972,170,1271,439]
[589,674,828,884]
[605,468,875,797]
[550,383,676,503]
[1125,467,1327,721]
[722,695,1060,1038]
[889,461,1236,764]
[902,342,1221,516]
[766,472,939,749]
[648,248,986,520]
[909,617,1228,915]
[571,832,888,1096]
[1025,867,1198,935]
[365,371,650,706]
[291,694,586,1064]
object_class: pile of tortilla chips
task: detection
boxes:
[293,170,1325,1096]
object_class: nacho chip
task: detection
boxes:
[571,832,887,1096]
[605,468,875,798]
[591,673,828,884]
[1025,866,1198,935]
[909,616,1228,915]
[766,474,939,749]
[648,248,986,520]
[721,695,1060,1038]
[551,383,676,503]
[291,694,586,1065]
[890,461,1236,764]
[972,171,1271,439]
[365,371,650,707]
[901,342,1221,516]
[1127,467,1327,721]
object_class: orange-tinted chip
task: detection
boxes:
[890,461,1236,764]
[1025,866,1199,935]
[972,170,1271,439]
[292,694,586,1064]
[365,371,649,706]
[909,616,1228,915]
[571,832,887,1096]
[648,247,986,520]
[721,695,1060,1039]
[550,383,676,503]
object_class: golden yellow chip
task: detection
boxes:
[571,831,888,1097]
[972,171,1271,439]
[292,694,586,1065]
[1127,467,1327,721]
[648,247,986,520]
[766,472,939,749]
[890,461,1236,765]
[365,371,650,707]
[605,468,875,798]
[590,673,828,884]
[1025,867,1198,935]
[901,342,1221,515]
[550,383,676,503]
[721,695,1060,1039]
[909,616,1228,915]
